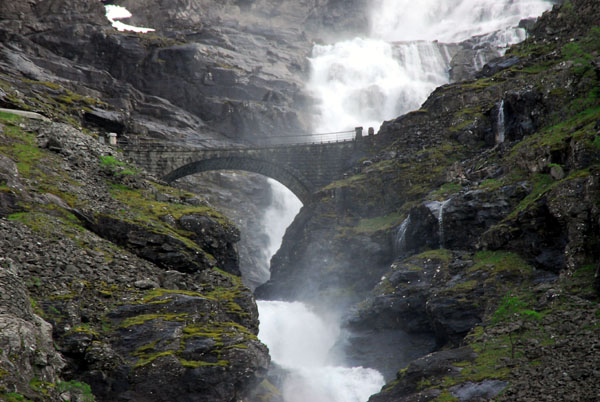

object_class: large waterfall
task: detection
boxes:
[308,0,553,133]
[257,1,553,401]
[257,301,385,402]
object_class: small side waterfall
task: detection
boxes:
[496,100,506,144]
[425,200,451,249]
[393,216,411,257]
[438,199,451,248]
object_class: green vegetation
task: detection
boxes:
[429,182,462,200]
[56,380,95,402]
[415,249,453,263]
[1,75,106,128]
[492,294,543,358]
[179,358,229,368]
[120,313,189,328]
[0,119,44,177]
[354,212,404,233]
[0,110,20,121]
[29,378,54,397]
[99,155,138,176]
[469,251,534,280]
[506,174,554,219]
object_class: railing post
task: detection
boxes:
[354,127,363,141]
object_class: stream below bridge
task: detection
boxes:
[253,1,554,401]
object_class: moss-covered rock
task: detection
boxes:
[0,110,267,401]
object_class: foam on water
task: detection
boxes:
[308,0,553,133]
[258,301,385,402]
[370,0,552,43]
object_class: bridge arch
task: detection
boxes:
[162,157,314,204]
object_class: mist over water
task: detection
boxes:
[371,0,552,43]
[308,39,452,133]
[257,301,385,402]
[263,180,303,264]
[259,1,554,401]
[308,0,553,133]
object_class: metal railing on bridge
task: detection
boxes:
[117,126,376,150]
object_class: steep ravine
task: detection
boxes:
[1,1,599,402]
[259,1,600,401]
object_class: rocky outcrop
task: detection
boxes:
[0,113,268,401]
[0,257,65,400]
[260,1,600,399]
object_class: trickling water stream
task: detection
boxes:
[496,100,506,144]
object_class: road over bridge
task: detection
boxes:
[124,129,375,204]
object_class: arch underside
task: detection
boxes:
[163,157,313,204]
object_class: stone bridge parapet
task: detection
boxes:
[124,137,374,204]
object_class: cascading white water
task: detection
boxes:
[257,301,385,402]
[394,216,411,257]
[263,179,303,263]
[260,2,555,401]
[307,40,452,133]
[308,0,553,133]
[496,100,506,144]
[425,200,451,248]
[438,199,451,248]
[370,0,551,43]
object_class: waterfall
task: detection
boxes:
[438,199,451,249]
[257,301,385,402]
[496,100,506,144]
[393,216,411,257]
[259,1,554,400]
[263,179,303,268]
[370,0,552,43]
[307,39,453,133]
[425,200,451,248]
[308,0,553,134]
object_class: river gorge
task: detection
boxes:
[1,0,599,401]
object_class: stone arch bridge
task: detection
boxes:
[124,135,374,204]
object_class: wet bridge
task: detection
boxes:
[124,129,375,204]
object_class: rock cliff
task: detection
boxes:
[259,0,600,400]
[0,112,269,401]
[1,0,599,401]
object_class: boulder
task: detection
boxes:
[177,213,241,275]
[79,212,219,273]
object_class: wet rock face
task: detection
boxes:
[0,116,269,401]
[118,0,370,40]
[368,347,478,402]
[346,251,498,349]
[0,0,316,142]
[177,213,241,275]
[441,184,530,249]
[86,286,268,402]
